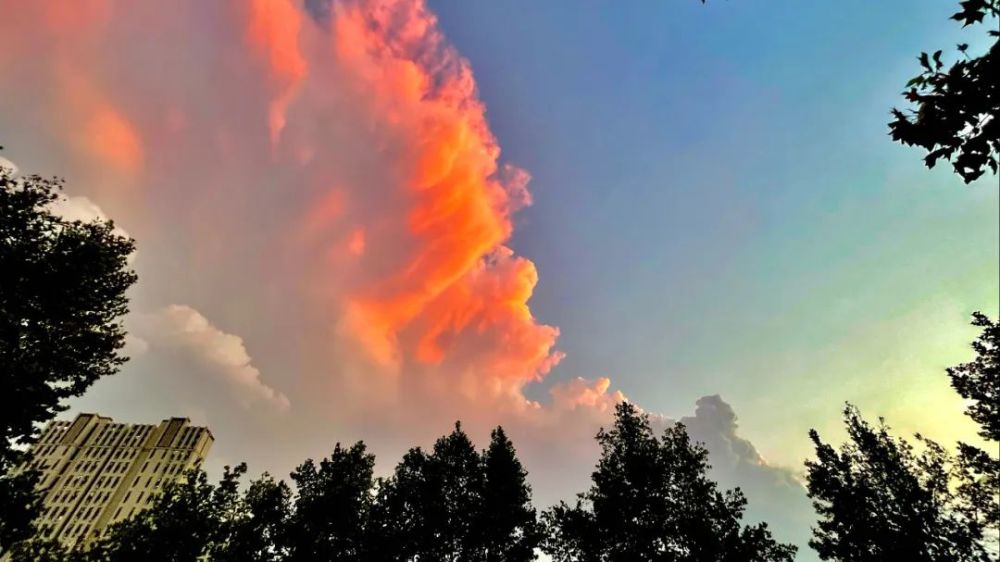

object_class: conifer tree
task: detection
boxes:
[478,427,542,562]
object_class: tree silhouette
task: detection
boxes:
[949,312,999,441]
[948,313,999,533]
[543,402,795,562]
[0,469,42,554]
[478,427,542,562]
[4,536,71,562]
[371,423,487,561]
[889,0,999,183]
[86,465,247,562]
[0,155,136,552]
[806,405,993,562]
[429,422,487,559]
[284,442,375,562]
[212,473,292,562]
[369,446,433,560]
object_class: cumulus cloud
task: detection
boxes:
[549,377,624,413]
[0,0,564,425]
[681,395,785,475]
[679,395,812,552]
[49,194,132,239]
[133,305,290,412]
[1,1,811,551]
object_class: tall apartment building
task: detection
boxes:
[23,413,213,551]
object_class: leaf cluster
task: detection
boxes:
[889,0,999,183]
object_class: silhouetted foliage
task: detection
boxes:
[949,312,999,441]
[284,442,374,562]
[212,473,292,562]
[0,154,136,553]
[806,405,993,562]
[479,427,543,562]
[370,422,541,561]
[5,537,71,562]
[369,447,432,560]
[953,441,1000,535]
[372,423,487,561]
[86,465,248,562]
[543,402,796,562]
[0,467,42,554]
[948,313,1000,534]
[889,0,999,183]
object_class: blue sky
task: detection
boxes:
[430,0,999,462]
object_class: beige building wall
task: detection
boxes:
[23,413,213,551]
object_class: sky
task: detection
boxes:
[1,0,997,557]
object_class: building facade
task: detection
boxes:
[24,413,213,550]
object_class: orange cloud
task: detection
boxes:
[550,377,626,413]
[347,228,366,256]
[318,0,562,400]
[83,104,144,177]
[243,0,307,146]
[0,0,628,437]
[42,0,110,32]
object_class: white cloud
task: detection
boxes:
[48,194,137,264]
[48,194,131,239]
[134,305,291,412]
[0,156,18,175]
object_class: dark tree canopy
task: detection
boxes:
[212,472,291,562]
[0,155,136,553]
[371,422,541,561]
[543,402,796,562]
[479,427,542,562]
[0,468,41,550]
[0,160,137,452]
[369,446,434,560]
[889,0,999,183]
[948,312,999,441]
[806,405,993,562]
[372,423,487,561]
[12,465,293,562]
[284,442,374,562]
[947,313,1000,535]
[85,465,248,562]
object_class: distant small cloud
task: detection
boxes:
[549,376,623,413]
[122,333,150,359]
